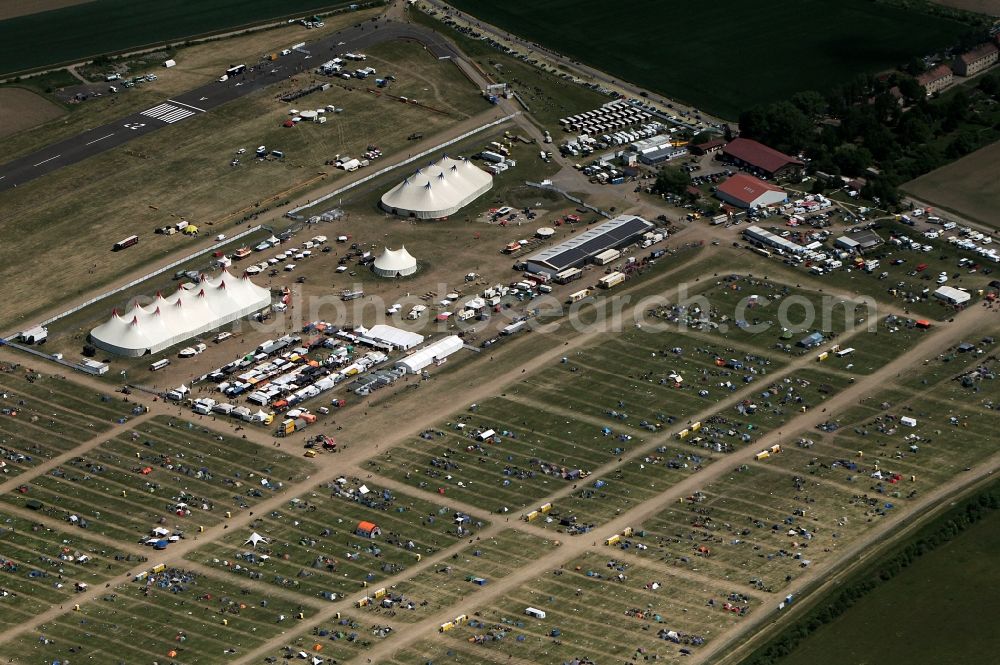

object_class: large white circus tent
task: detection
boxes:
[90,270,271,356]
[380,156,493,219]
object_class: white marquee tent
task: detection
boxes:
[380,156,493,219]
[90,270,271,356]
[372,246,418,277]
[396,335,464,373]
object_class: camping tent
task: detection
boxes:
[356,521,381,538]
[245,532,269,547]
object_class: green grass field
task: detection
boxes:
[445,0,970,119]
[0,0,361,75]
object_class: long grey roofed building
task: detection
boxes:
[525,215,653,275]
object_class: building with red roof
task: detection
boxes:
[721,138,803,178]
[952,42,998,77]
[716,174,788,209]
[916,64,954,94]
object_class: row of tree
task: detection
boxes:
[738,481,1000,665]
[737,67,1000,207]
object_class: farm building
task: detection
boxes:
[397,335,464,373]
[358,324,424,350]
[722,138,803,178]
[715,174,787,209]
[689,138,726,155]
[90,271,270,356]
[952,42,998,77]
[372,246,418,277]
[933,285,971,305]
[525,214,653,276]
[356,521,381,538]
[380,156,493,219]
[916,64,954,94]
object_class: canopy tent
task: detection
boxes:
[380,156,493,219]
[90,270,270,356]
[372,246,418,277]
[245,532,269,547]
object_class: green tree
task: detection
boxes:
[897,112,933,144]
[833,144,873,176]
[790,90,827,118]
[897,75,924,102]
[653,165,690,197]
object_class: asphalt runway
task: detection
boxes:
[0,19,458,192]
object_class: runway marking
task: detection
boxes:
[167,98,206,113]
[140,102,194,124]
[85,132,115,146]
[33,155,61,167]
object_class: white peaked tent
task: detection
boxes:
[372,246,418,277]
[245,532,269,548]
[380,156,493,219]
[90,270,271,356]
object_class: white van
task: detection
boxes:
[150,359,170,371]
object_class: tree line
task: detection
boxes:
[737,65,1000,207]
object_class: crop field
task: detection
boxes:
[188,477,488,601]
[1,415,307,544]
[0,511,135,631]
[357,530,557,622]
[0,87,65,138]
[903,140,1000,229]
[0,40,487,330]
[0,0,360,75]
[418,550,758,664]
[0,565,313,664]
[0,366,137,478]
[410,7,609,129]
[772,505,1000,665]
[444,0,970,119]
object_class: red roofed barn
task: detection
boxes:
[722,138,803,178]
[716,174,788,209]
